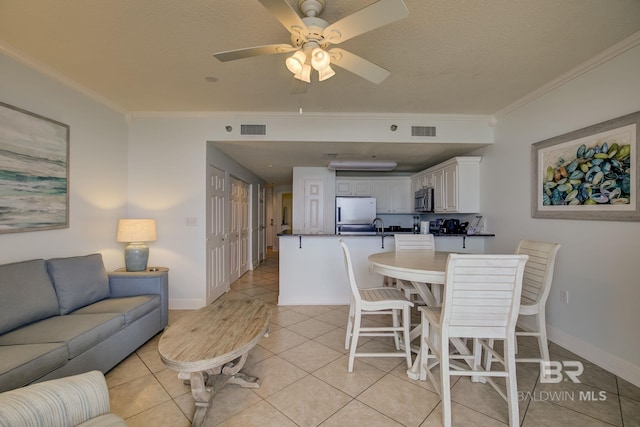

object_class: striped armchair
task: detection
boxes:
[0,370,126,427]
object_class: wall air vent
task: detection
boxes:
[411,126,436,137]
[240,124,267,135]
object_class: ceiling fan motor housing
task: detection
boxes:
[291,16,330,49]
[298,0,325,17]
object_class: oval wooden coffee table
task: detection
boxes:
[158,298,271,427]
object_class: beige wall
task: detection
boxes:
[478,43,640,384]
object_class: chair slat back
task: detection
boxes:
[339,239,361,303]
[441,254,528,339]
[516,240,561,306]
[394,234,435,251]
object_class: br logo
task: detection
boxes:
[540,361,584,383]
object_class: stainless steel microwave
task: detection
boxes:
[414,187,434,212]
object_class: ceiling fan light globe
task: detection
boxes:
[318,65,335,81]
[294,63,312,83]
[285,50,307,74]
[311,47,330,70]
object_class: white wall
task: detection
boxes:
[479,44,640,384]
[128,113,492,307]
[0,52,128,267]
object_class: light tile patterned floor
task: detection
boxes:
[106,250,640,426]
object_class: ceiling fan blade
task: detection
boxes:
[214,44,297,62]
[329,48,390,84]
[258,0,309,40]
[323,0,409,44]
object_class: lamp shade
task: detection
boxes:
[116,219,157,243]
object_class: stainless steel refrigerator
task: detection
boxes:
[335,197,377,234]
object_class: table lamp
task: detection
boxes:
[116,219,157,271]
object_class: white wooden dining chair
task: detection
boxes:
[394,234,436,302]
[419,254,528,427]
[514,240,561,363]
[339,239,414,372]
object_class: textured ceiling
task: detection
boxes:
[1,0,639,183]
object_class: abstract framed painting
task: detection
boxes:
[531,110,639,221]
[0,102,69,233]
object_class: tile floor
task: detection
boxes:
[106,250,640,426]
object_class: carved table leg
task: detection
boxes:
[222,352,261,388]
[188,372,210,427]
[176,353,261,427]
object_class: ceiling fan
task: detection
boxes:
[213,0,409,85]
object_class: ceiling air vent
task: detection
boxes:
[411,126,436,137]
[240,124,267,135]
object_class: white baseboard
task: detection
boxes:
[518,317,640,387]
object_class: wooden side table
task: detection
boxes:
[114,267,169,273]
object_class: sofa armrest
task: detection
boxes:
[0,370,125,427]
[107,270,168,327]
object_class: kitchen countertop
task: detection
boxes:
[278,233,495,237]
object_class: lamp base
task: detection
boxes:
[124,242,149,272]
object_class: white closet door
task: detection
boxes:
[206,165,228,304]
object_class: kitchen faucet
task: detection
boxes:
[371,217,385,234]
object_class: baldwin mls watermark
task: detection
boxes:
[518,361,608,402]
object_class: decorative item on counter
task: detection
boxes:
[420,221,429,234]
[467,215,483,235]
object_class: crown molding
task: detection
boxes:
[492,30,640,122]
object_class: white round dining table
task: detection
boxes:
[368,250,451,307]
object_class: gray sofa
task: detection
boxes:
[0,254,168,393]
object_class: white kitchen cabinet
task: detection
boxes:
[336,178,372,196]
[444,163,458,212]
[433,168,445,212]
[371,177,412,213]
[413,156,481,213]
[436,157,480,213]
[412,172,434,193]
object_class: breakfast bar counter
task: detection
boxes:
[277,233,494,305]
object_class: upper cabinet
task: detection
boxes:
[336,177,411,213]
[412,157,481,213]
[335,178,372,196]
[371,177,412,213]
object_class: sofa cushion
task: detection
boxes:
[0,343,69,392]
[0,370,121,426]
[0,314,124,359]
[72,295,160,326]
[0,259,60,335]
[46,254,110,315]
